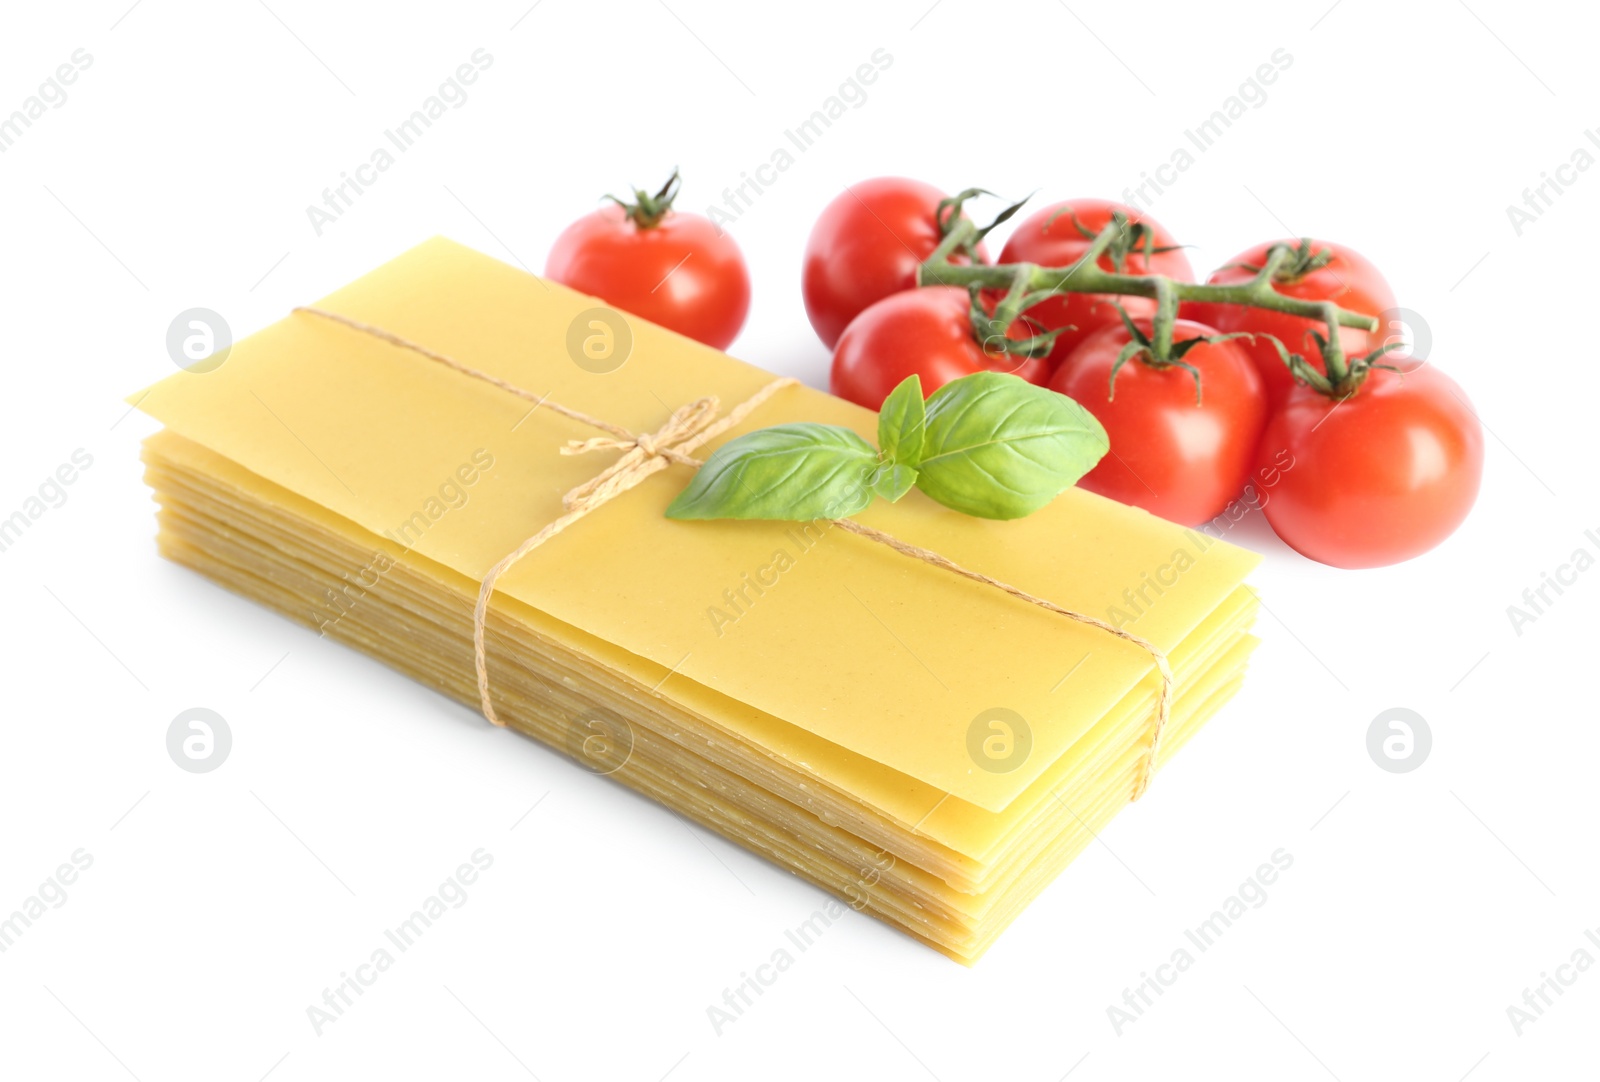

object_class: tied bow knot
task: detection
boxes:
[557,395,722,513]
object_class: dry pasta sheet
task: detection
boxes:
[133,238,1261,962]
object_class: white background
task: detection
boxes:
[2,0,1596,1078]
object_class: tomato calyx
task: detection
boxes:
[1263,333,1409,400]
[1044,207,1186,274]
[604,167,682,229]
[1222,238,1334,285]
[934,187,1030,261]
[1106,305,1251,405]
[967,285,1068,361]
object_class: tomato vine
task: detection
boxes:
[918,211,1383,397]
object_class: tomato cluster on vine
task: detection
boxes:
[802,179,1483,569]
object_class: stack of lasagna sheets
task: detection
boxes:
[133,239,1261,963]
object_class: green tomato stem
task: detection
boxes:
[924,216,978,273]
[1253,244,1293,287]
[918,218,1379,377]
[992,271,1033,329]
[1151,277,1178,361]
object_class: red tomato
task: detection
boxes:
[1180,239,1395,407]
[1048,318,1267,526]
[1256,363,1483,568]
[998,198,1192,370]
[546,203,750,350]
[830,287,1049,410]
[803,177,986,349]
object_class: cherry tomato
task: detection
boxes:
[1180,239,1395,407]
[1256,362,1482,568]
[830,286,1049,410]
[803,177,986,349]
[546,190,750,350]
[998,198,1193,371]
[1048,318,1267,525]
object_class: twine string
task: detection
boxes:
[292,305,1173,800]
[830,519,1173,799]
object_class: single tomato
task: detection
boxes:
[803,177,986,349]
[545,171,750,350]
[1256,362,1482,568]
[1180,239,1395,407]
[1049,318,1267,525]
[998,198,1192,371]
[830,286,1050,410]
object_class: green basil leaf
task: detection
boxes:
[868,462,917,503]
[877,374,926,466]
[665,423,877,521]
[914,371,1109,520]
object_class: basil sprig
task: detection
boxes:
[665,371,1108,522]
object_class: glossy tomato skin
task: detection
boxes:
[803,177,986,349]
[1180,240,1395,407]
[545,204,751,349]
[1049,318,1267,526]
[1257,363,1483,568]
[999,199,1192,371]
[830,287,1049,410]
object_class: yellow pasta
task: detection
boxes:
[132,238,1260,962]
